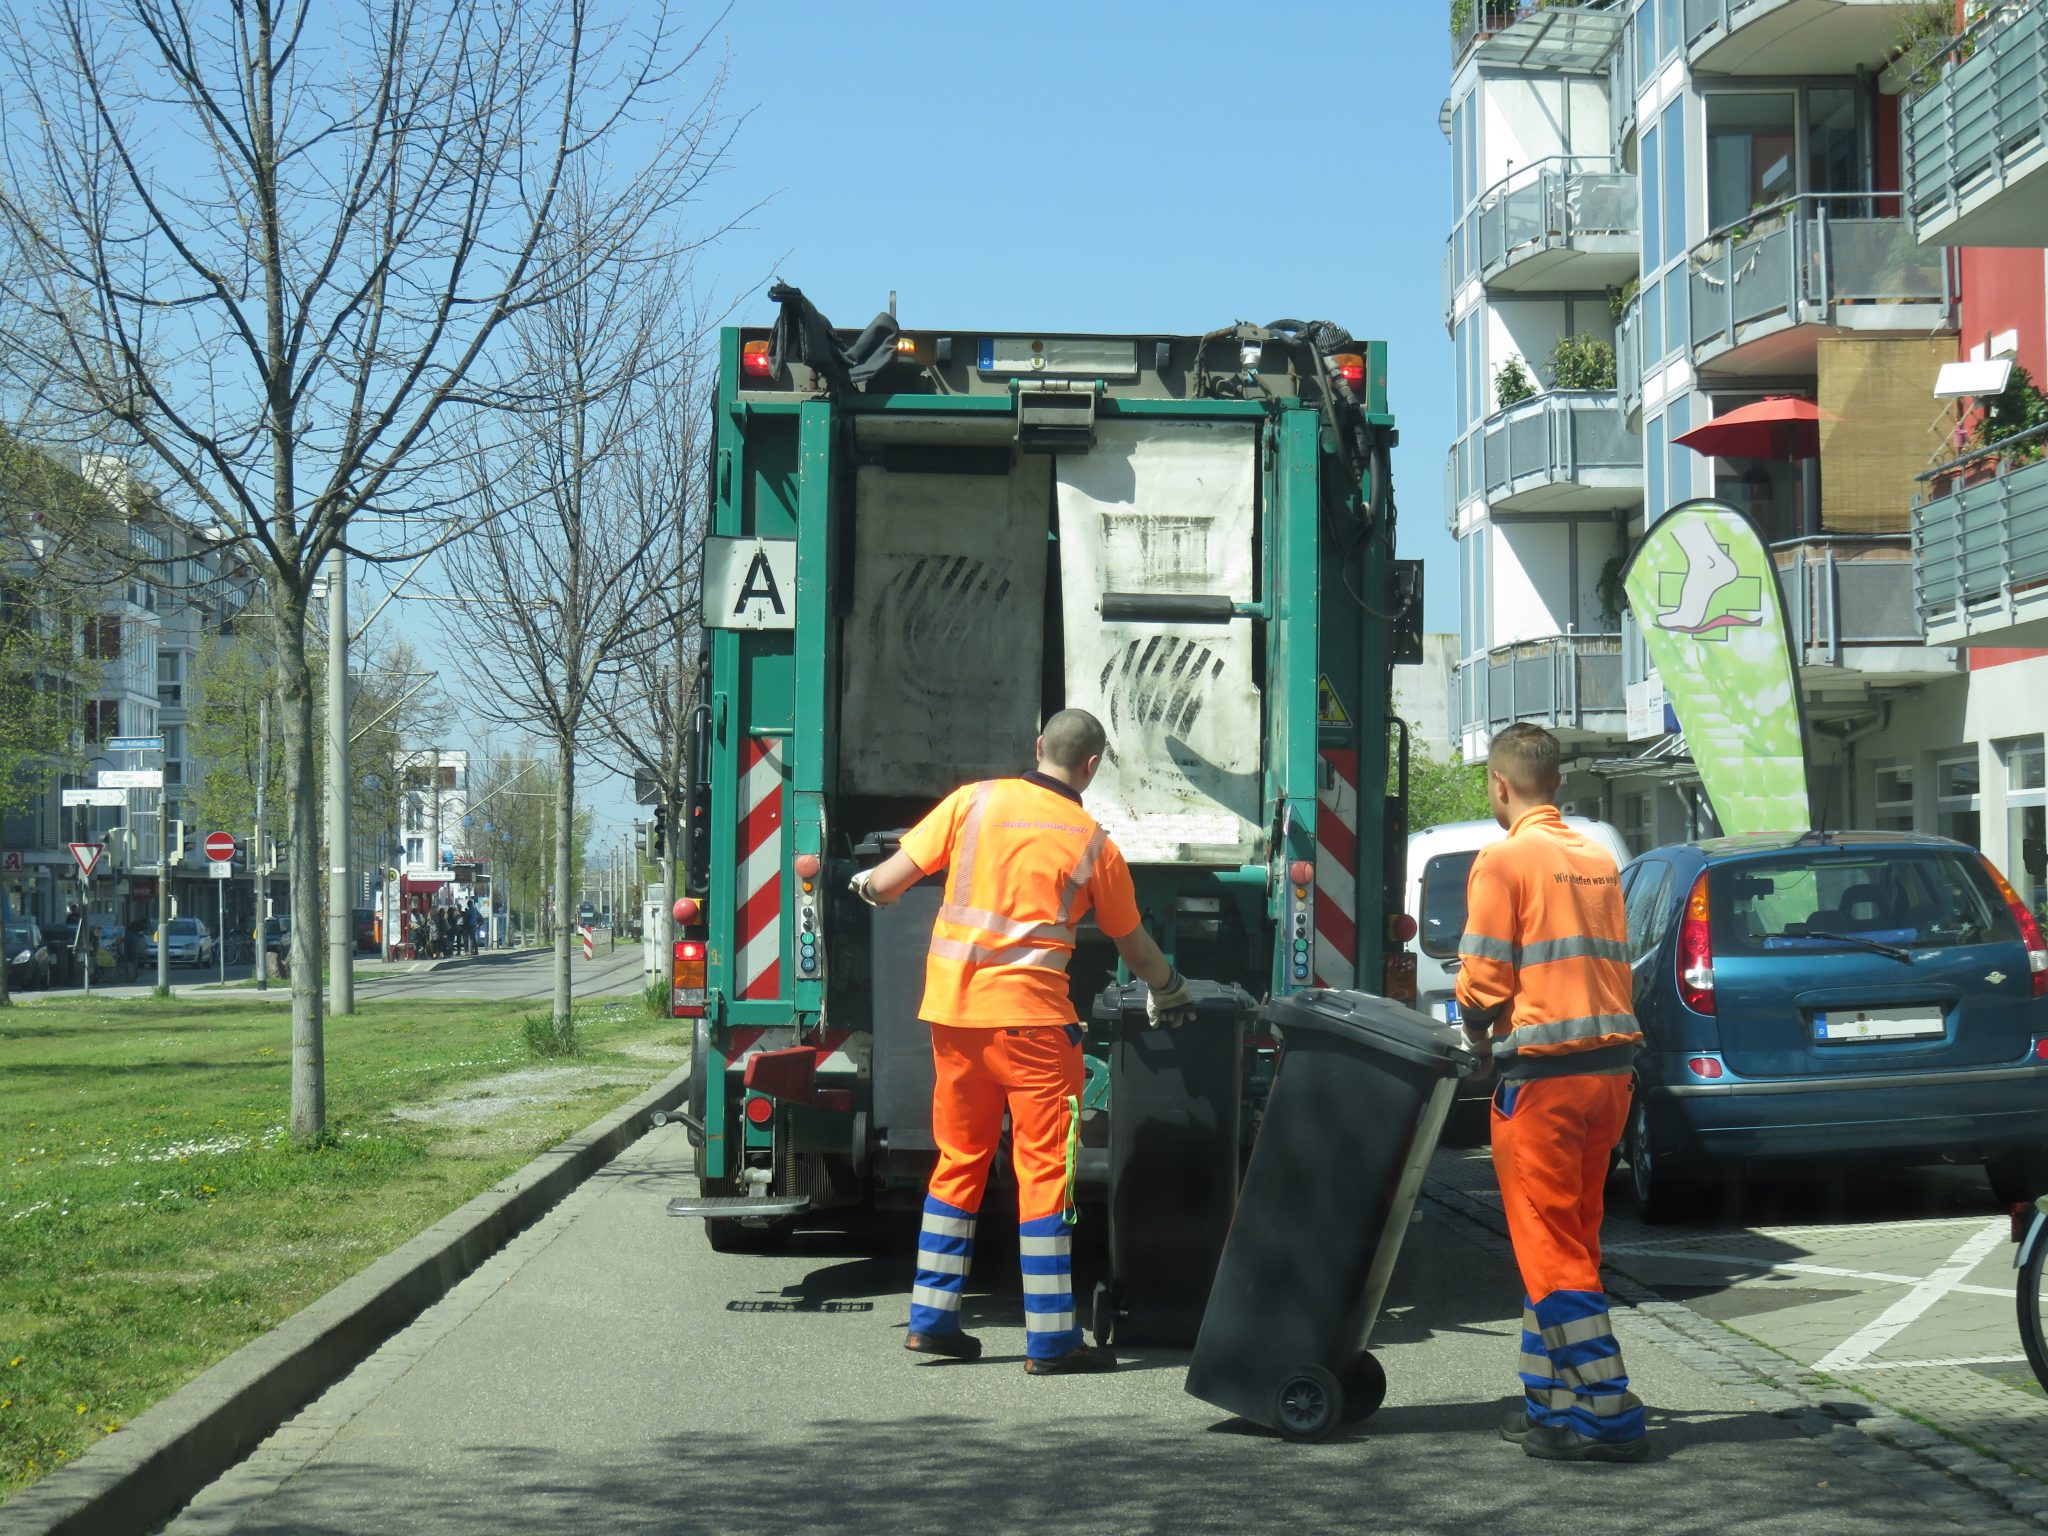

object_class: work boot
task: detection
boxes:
[1498,1402,1535,1444]
[1521,1423,1648,1464]
[905,1330,983,1362]
[1023,1344,1117,1375]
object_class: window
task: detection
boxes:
[1936,752,1981,847]
[157,650,184,707]
[1806,88,1858,198]
[1635,0,1658,81]
[1657,0,1680,58]
[1706,92,1797,232]
[84,616,121,661]
[1624,860,1673,962]
[1641,123,1662,269]
[1711,849,2014,955]
[83,698,118,743]
[1420,851,1482,958]
[1666,396,1693,505]
[1646,411,1668,521]
[1874,762,1915,832]
[1659,99,1686,256]
[2003,738,2046,917]
[1622,791,1652,854]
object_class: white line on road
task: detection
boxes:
[1604,1244,2014,1300]
[1815,1219,2010,1372]
[1848,1354,2031,1370]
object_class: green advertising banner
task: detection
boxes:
[1621,499,1812,836]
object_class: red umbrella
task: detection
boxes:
[1673,396,1837,461]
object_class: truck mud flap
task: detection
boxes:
[666,1194,813,1220]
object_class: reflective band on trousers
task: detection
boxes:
[1496,1012,1641,1052]
[1460,932,1627,967]
[1527,1386,1638,1417]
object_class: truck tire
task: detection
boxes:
[706,1214,792,1254]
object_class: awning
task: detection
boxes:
[1674,397,1836,461]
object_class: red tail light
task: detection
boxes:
[741,339,773,378]
[1383,950,1417,1006]
[1330,352,1366,387]
[1686,1055,1724,1080]
[672,939,707,1018]
[1389,912,1418,945]
[743,1095,775,1126]
[1677,871,1715,1014]
[1981,856,2048,998]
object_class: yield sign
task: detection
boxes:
[69,842,104,879]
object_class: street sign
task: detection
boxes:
[204,831,237,863]
[61,787,128,807]
[1,851,20,872]
[98,769,163,789]
[209,860,232,881]
[107,735,163,752]
[69,842,103,879]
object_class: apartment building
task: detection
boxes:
[1444,0,2047,913]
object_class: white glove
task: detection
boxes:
[849,870,882,908]
[1145,967,1197,1029]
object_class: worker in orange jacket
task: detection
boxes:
[853,708,1195,1374]
[1455,723,1648,1463]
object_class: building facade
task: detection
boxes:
[1445,0,2048,914]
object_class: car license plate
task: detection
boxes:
[1812,1007,1944,1043]
[1440,998,1461,1026]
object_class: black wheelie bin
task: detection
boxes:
[1184,988,1473,1442]
[1089,981,1249,1347]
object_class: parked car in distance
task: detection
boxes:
[145,916,215,967]
[5,921,50,990]
[577,902,597,926]
[1620,831,2048,1219]
[352,908,378,953]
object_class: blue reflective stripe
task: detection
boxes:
[1018,1252,1071,1277]
[924,1194,975,1221]
[1019,1212,1069,1238]
[1530,1289,1611,1326]
[1021,1290,1074,1314]
[917,1230,973,1259]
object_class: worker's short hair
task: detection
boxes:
[1488,723,1561,796]
[1040,708,1108,770]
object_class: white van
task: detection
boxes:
[1406,816,1632,1029]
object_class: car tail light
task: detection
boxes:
[1686,1055,1724,1080]
[2033,1037,2048,1062]
[1383,950,1417,1006]
[1329,352,1366,388]
[741,339,773,378]
[1980,856,2048,998]
[1677,871,1715,1014]
[672,938,707,1018]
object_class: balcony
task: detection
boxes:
[1456,633,1627,746]
[1905,1,2048,249]
[1616,293,1643,426]
[1914,432,2048,648]
[1772,536,1957,684]
[1454,0,1627,71]
[1478,391,1642,513]
[1682,0,1909,76]
[1444,158,1637,317]
[1686,194,1952,378]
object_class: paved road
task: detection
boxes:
[31,946,650,1004]
[159,1130,2043,1536]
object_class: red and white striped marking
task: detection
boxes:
[580,925,594,961]
[735,737,786,1000]
[724,1026,857,1073]
[1314,748,1359,990]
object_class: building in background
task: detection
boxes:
[1444,0,2046,905]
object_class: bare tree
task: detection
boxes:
[0,0,740,1139]
[438,204,700,1039]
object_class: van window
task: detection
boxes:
[1419,851,1480,958]
[1711,849,2016,956]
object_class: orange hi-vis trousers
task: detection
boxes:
[908,1022,1083,1361]
[1493,1072,1646,1443]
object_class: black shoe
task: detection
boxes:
[1499,1403,1535,1443]
[1522,1423,1648,1463]
[1023,1344,1117,1375]
[905,1330,982,1361]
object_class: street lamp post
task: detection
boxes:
[327,549,353,1014]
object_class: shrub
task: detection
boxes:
[1548,332,1617,391]
[1608,277,1639,324]
[1971,364,2048,464]
[1494,356,1536,408]
[641,977,670,1020]
[521,1013,579,1058]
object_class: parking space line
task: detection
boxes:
[1604,1245,2013,1300]
[1815,1220,2010,1372]
[1851,1354,2031,1370]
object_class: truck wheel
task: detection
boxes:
[1338,1351,1387,1423]
[1626,1092,1693,1225]
[706,1217,791,1254]
[1091,1280,1118,1350]
[1271,1365,1342,1443]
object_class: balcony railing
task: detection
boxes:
[1905,0,2048,249]
[1770,536,1940,667]
[1616,293,1642,423]
[1457,633,1626,737]
[1478,390,1641,511]
[1445,156,1636,314]
[1914,426,2048,645]
[1686,193,1951,371]
[1454,0,1626,67]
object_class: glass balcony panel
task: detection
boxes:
[1825,216,1945,302]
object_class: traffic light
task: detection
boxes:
[170,819,185,864]
[649,805,666,859]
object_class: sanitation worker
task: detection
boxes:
[1454,723,1648,1463]
[852,708,1196,1375]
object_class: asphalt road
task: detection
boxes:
[158,1130,2041,1536]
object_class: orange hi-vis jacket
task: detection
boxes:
[1454,805,1641,1076]
[898,773,1142,1027]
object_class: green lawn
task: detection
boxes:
[0,993,688,1499]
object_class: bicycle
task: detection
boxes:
[2018,1198,2048,1392]
[222,935,255,967]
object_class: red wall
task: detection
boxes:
[1957,247,2048,385]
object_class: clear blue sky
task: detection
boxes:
[443,1,1456,847]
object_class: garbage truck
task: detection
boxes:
[667,286,1422,1335]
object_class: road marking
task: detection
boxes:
[1605,1244,2014,1300]
[1849,1354,2031,1370]
[1815,1219,2009,1372]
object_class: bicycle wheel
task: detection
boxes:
[2020,1210,2048,1394]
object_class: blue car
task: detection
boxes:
[1620,831,2048,1220]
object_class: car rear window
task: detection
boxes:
[1710,848,2018,956]
[1419,850,1480,958]
[170,919,201,934]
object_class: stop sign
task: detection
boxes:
[204,831,237,863]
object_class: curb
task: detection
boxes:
[4,1063,692,1536]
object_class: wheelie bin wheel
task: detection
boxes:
[1338,1351,1388,1423]
[1091,1280,1118,1349]
[1271,1365,1343,1443]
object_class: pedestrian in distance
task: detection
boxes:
[853,708,1199,1376]
[1455,723,1648,1464]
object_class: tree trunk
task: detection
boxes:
[553,734,576,1035]
[278,600,325,1143]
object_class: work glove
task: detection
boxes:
[848,870,882,908]
[1145,966,1197,1029]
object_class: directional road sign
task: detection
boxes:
[204,831,237,863]
[69,842,103,879]
[98,770,163,789]
[107,736,164,752]
[62,787,128,807]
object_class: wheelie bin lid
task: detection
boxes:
[1259,990,1474,1078]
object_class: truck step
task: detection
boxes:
[666,1194,812,1220]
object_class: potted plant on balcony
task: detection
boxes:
[1608,277,1638,325]
[1881,0,1967,96]
[1547,333,1616,391]
[1595,550,1630,629]
[1495,355,1536,408]
[1971,365,2048,473]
